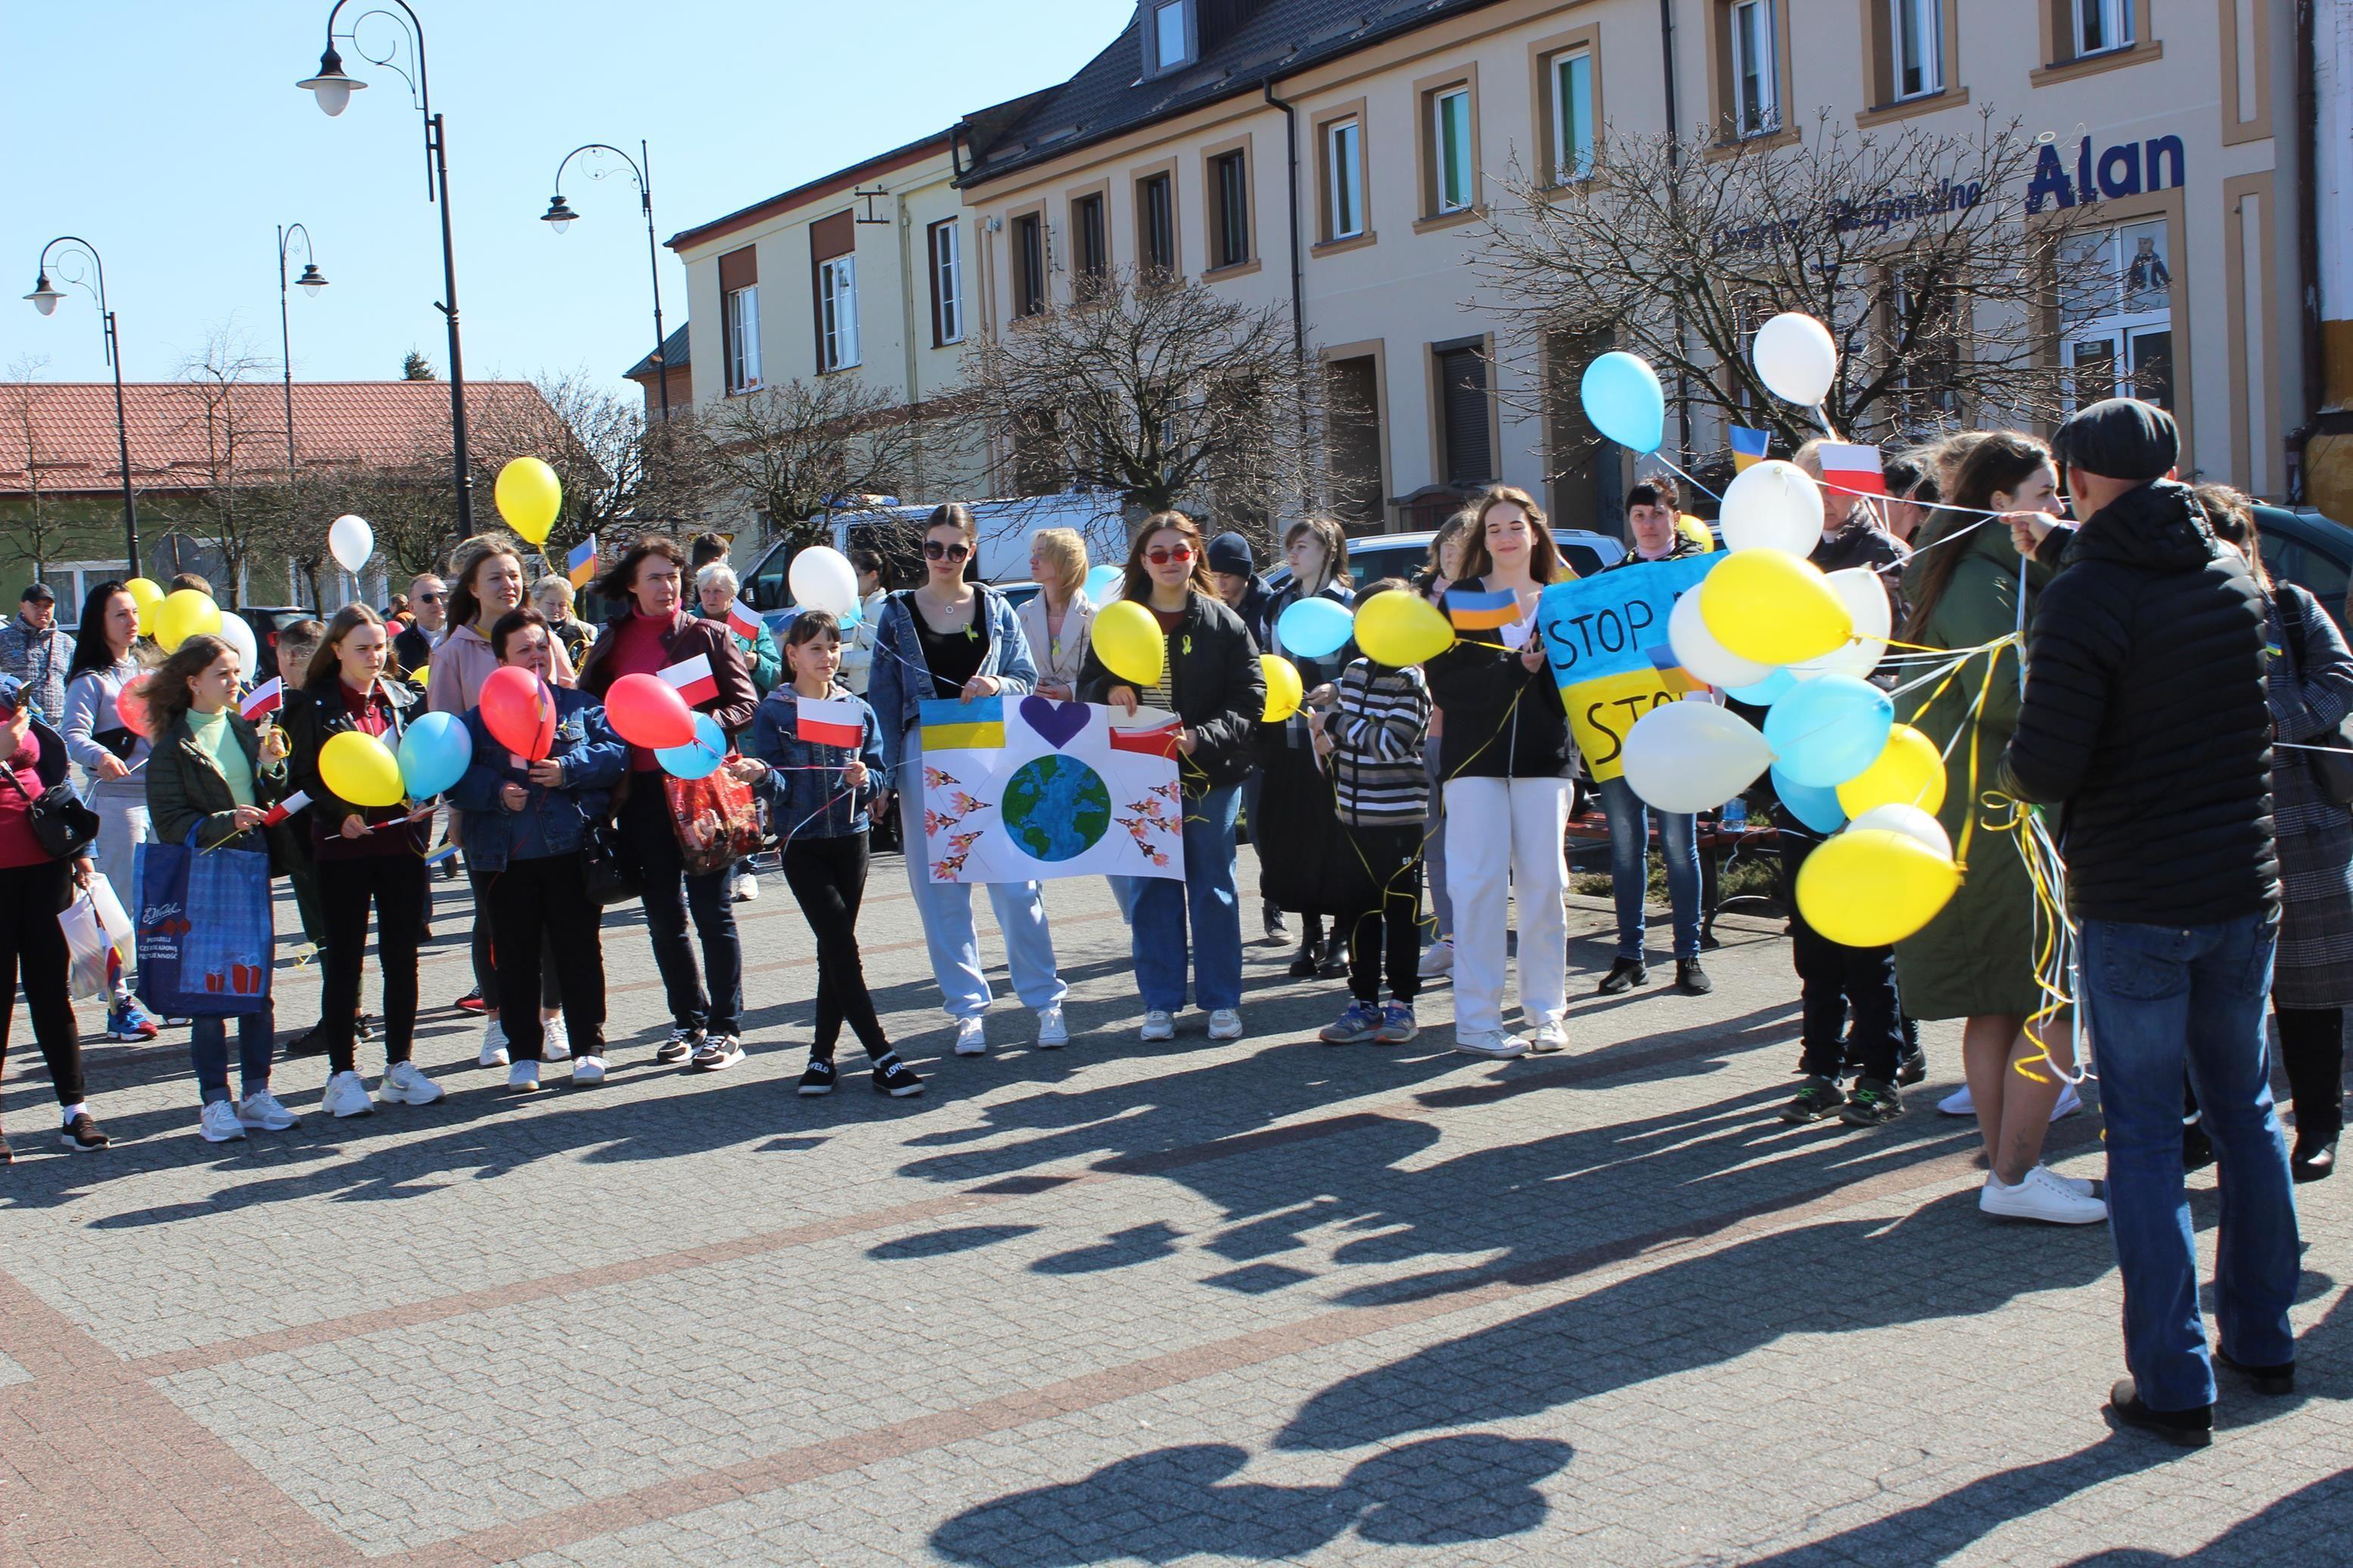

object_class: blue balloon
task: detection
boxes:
[657,712,729,781]
[1084,564,1123,603]
[1728,669,1798,706]
[835,599,859,629]
[1764,674,1894,788]
[1771,765,1846,835]
[1276,595,1353,659]
[1580,351,1665,455]
[396,709,473,800]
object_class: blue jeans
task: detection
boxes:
[1133,784,1242,1012]
[2082,914,2301,1411]
[191,1008,275,1105]
[897,731,1065,1021]
[1596,774,1700,962]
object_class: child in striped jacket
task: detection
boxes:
[1310,580,1434,1044]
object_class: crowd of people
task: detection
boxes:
[0,396,2336,1447]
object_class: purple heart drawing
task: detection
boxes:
[1021,695,1090,751]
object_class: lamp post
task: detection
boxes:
[297,0,474,532]
[275,223,329,483]
[540,140,670,421]
[23,236,140,578]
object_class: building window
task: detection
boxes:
[1151,0,1191,73]
[2075,0,2133,55]
[1323,119,1364,241]
[1889,0,1942,98]
[1431,87,1474,213]
[723,285,760,393]
[1326,354,1383,523]
[1549,49,1596,182]
[1730,0,1780,136]
[817,254,859,372]
[1137,172,1176,275]
[1012,213,1046,317]
[2060,218,2173,411]
[1209,150,1250,269]
[928,219,963,346]
[1435,343,1491,485]
[1071,194,1108,284]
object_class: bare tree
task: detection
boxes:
[1,355,80,583]
[1475,110,2097,467]
[698,373,931,554]
[464,371,718,571]
[155,330,288,607]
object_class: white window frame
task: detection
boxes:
[45,562,128,629]
[818,255,859,373]
[2074,0,2134,57]
[932,221,963,345]
[1153,1,1190,71]
[1325,118,1364,240]
[1889,0,1941,99]
[1730,0,1780,138]
[2060,219,2174,414]
[723,283,762,393]
[1549,48,1596,182]
[1432,87,1473,214]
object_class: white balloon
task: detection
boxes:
[1789,568,1894,680]
[328,514,374,576]
[1619,700,1775,814]
[788,545,859,616]
[1752,312,1839,406]
[1668,586,1773,691]
[1719,460,1823,556]
[1849,803,1952,859]
[216,608,260,676]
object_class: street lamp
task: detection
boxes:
[23,236,140,577]
[539,141,671,421]
[276,224,328,483]
[297,0,474,533]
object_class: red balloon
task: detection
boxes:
[604,672,697,750]
[115,676,154,739]
[479,666,557,762]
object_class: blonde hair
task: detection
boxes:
[1029,528,1089,598]
[530,574,576,613]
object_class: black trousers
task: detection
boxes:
[484,852,607,1062]
[468,866,560,1013]
[2275,1004,2345,1142]
[1776,819,1902,1082]
[319,853,428,1074]
[620,783,742,1036]
[782,833,888,1057]
[1339,825,1423,1005]
[0,859,84,1107]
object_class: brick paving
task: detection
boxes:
[2,848,2347,1565]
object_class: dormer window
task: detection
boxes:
[1147,0,1193,75]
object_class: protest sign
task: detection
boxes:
[1536,554,1717,779]
[921,695,1186,885]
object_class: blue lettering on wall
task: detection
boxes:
[2025,136,2187,213]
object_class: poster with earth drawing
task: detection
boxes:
[918,695,1186,885]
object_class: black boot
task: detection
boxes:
[1288,918,1324,979]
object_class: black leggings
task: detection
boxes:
[319,853,427,1074]
[2275,1004,2345,1141]
[485,852,607,1063]
[782,833,888,1058]
[0,859,84,1107]
[1341,825,1422,1004]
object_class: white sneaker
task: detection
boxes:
[1938,1085,1975,1116]
[1417,939,1454,978]
[954,1017,988,1056]
[730,871,759,902]
[2051,1082,2082,1120]
[378,1060,444,1107]
[2044,1165,2099,1197]
[542,1017,571,1062]
[199,1100,247,1142]
[571,1054,608,1086]
[1140,1009,1176,1042]
[1453,1029,1528,1060]
[1206,1008,1243,1041]
[1527,1021,1568,1054]
[1034,1005,1069,1049]
[479,1019,510,1068]
[237,1088,298,1131]
[1979,1164,2108,1225]
[508,1060,542,1094]
[322,1070,375,1119]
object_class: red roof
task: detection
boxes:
[0,379,555,496]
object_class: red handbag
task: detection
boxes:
[664,766,762,877]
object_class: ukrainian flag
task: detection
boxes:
[566,535,598,588]
[1729,426,1770,473]
[1445,586,1521,632]
[921,695,1005,750]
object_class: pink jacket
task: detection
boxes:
[425,622,573,716]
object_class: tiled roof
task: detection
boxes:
[625,324,690,382]
[664,131,956,253]
[959,0,1501,186]
[0,379,553,497]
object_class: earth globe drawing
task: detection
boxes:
[1002,754,1112,862]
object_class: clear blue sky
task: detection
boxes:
[2,0,1124,399]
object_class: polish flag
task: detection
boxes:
[657,653,719,707]
[1816,442,1889,498]
[1109,720,1183,758]
[795,694,864,748]
[239,678,284,722]
[261,790,311,827]
[726,599,765,644]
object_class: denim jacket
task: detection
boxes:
[746,684,885,840]
[445,686,627,871]
[868,585,1037,787]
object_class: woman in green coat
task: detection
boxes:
[1894,432,2104,1225]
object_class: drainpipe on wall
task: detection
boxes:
[1261,77,1307,363]
[2288,0,2324,503]
[1660,0,1692,465]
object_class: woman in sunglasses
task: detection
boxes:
[1080,512,1266,1043]
[869,504,1068,1057]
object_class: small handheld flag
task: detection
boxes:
[1444,586,1521,632]
[794,694,864,748]
[566,536,598,588]
[1816,442,1889,497]
[1109,719,1182,758]
[726,599,765,644]
[1729,426,1770,472]
[239,678,284,722]
[657,653,720,707]
[261,790,311,827]
[919,695,1005,750]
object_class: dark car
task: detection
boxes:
[2253,505,2353,632]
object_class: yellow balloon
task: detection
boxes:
[1836,723,1947,818]
[1676,513,1716,552]
[1091,599,1164,688]
[318,730,406,809]
[1795,828,1960,947]
[1698,549,1852,666]
[126,577,165,637]
[1353,589,1456,666]
[155,588,224,654]
[494,456,562,545]
[1261,654,1303,722]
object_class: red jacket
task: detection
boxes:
[576,606,757,734]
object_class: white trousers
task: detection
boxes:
[1442,775,1570,1036]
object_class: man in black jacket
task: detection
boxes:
[1998,397,2299,1447]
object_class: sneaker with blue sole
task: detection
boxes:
[1319,1001,1384,1044]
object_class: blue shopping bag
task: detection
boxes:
[133,829,274,1017]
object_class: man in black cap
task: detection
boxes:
[0,584,72,723]
[1998,396,2299,1447]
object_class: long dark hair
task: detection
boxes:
[1282,517,1350,596]
[2194,483,2268,588]
[303,604,387,691]
[67,580,145,682]
[447,536,528,631]
[145,634,234,737]
[1902,432,2054,643]
[1120,511,1217,604]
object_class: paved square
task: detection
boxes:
[2,849,2346,1564]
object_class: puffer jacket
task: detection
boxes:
[1997,480,2278,926]
[1077,591,1266,793]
